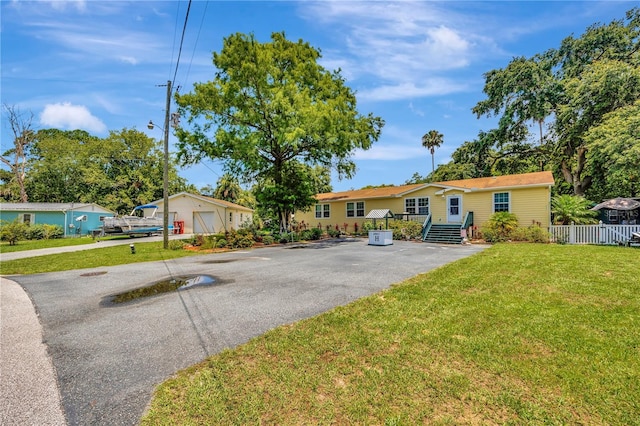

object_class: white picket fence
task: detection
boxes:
[549,222,640,245]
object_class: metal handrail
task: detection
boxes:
[461,211,474,230]
[421,213,432,241]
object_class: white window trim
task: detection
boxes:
[493,191,511,213]
[315,204,331,219]
[404,197,430,215]
[346,201,365,218]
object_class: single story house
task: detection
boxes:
[0,202,114,237]
[151,192,254,234]
[295,171,555,238]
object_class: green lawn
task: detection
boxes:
[140,244,640,425]
[0,237,98,253]
[0,240,199,275]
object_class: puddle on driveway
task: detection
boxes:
[103,274,223,306]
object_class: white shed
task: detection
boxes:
[152,192,253,234]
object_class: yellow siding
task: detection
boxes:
[509,187,551,227]
[296,185,551,231]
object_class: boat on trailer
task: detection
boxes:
[102,204,164,236]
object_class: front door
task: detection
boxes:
[447,195,462,223]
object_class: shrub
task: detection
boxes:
[300,228,322,241]
[215,238,228,248]
[262,235,274,245]
[42,224,64,239]
[388,220,423,240]
[310,227,322,240]
[225,229,255,248]
[0,219,28,245]
[168,240,186,250]
[236,237,254,248]
[361,221,376,233]
[278,232,299,243]
[511,226,551,243]
[25,224,45,240]
[481,212,519,242]
[201,235,217,249]
[327,228,340,238]
[236,227,252,237]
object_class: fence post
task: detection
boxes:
[569,222,576,244]
[599,220,605,244]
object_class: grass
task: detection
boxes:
[0,234,142,254]
[0,236,98,253]
[140,244,640,425]
[0,240,200,275]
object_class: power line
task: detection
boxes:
[182,0,210,92]
[172,0,192,92]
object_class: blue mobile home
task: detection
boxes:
[0,202,114,237]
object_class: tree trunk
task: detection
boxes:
[561,146,592,196]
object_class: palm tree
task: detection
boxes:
[421,130,444,174]
[551,195,598,225]
[213,173,241,203]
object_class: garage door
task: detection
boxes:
[193,212,216,234]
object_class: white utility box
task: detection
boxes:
[368,230,393,246]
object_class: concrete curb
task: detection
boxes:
[0,277,66,426]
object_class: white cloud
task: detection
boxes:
[40,102,107,133]
[299,1,482,102]
[358,79,469,102]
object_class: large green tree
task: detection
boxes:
[472,8,640,198]
[27,129,99,204]
[27,128,192,213]
[174,32,383,231]
[584,101,640,200]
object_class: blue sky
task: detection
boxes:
[1,1,636,193]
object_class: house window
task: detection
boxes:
[404,198,429,215]
[417,198,430,215]
[494,192,510,212]
[20,213,33,225]
[346,201,365,217]
[315,204,330,218]
[229,212,233,222]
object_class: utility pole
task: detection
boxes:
[162,80,171,250]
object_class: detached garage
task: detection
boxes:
[152,192,253,234]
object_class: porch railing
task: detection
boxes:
[421,213,432,241]
[549,222,640,245]
[461,211,474,230]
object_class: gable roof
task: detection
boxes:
[161,192,254,212]
[0,202,113,213]
[315,171,554,202]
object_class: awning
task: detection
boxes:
[591,197,640,211]
[365,209,394,219]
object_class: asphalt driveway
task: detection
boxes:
[7,239,487,425]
